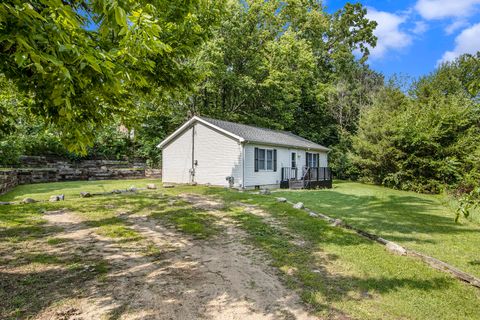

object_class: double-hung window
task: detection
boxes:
[266,149,273,170]
[254,148,276,171]
[257,149,266,170]
[306,152,319,168]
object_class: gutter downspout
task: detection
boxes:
[191,124,195,184]
[242,142,246,189]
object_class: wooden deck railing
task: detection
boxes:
[281,167,299,181]
[303,167,332,181]
[281,166,332,189]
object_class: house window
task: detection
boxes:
[258,149,265,170]
[266,150,273,170]
[306,152,319,168]
[291,152,296,168]
[255,148,277,172]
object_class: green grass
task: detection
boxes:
[150,202,219,239]
[0,178,161,202]
[274,181,480,278]
[1,180,479,319]
[190,187,480,319]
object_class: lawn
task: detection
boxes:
[0,179,479,319]
[275,180,480,278]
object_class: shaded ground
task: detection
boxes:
[275,181,480,278]
[0,187,315,320]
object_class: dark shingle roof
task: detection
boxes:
[200,117,329,151]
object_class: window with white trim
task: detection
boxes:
[258,148,265,170]
[306,152,319,168]
[256,148,274,171]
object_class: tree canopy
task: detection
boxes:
[0,0,221,151]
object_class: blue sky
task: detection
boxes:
[326,0,480,79]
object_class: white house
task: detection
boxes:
[158,116,332,189]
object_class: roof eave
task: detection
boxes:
[157,116,245,149]
[244,140,330,152]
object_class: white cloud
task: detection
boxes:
[412,21,429,34]
[366,8,412,59]
[445,20,469,34]
[438,23,480,64]
[415,0,480,20]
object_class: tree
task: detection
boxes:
[0,0,222,152]
[352,54,480,195]
[162,0,378,147]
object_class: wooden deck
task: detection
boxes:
[280,167,332,189]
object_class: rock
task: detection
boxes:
[112,189,122,194]
[0,201,12,205]
[22,198,37,204]
[127,186,137,192]
[293,202,304,209]
[146,183,157,189]
[332,219,343,227]
[385,241,407,256]
[259,189,271,195]
[276,197,287,203]
[49,194,65,202]
[80,192,92,198]
[308,211,318,217]
[163,184,175,188]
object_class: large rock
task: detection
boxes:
[22,198,37,204]
[80,192,92,198]
[146,183,157,190]
[293,202,304,209]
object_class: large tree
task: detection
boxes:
[0,0,221,152]
[352,53,480,194]
[173,0,378,133]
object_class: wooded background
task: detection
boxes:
[0,0,479,216]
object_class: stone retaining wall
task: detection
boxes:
[0,156,161,195]
[0,171,19,195]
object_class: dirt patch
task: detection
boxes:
[32,195,318,319]
[179,193,226,211]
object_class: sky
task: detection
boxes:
[326,0,480,79]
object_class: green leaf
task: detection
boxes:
[115,6,128,27]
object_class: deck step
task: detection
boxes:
[288,180,304,189]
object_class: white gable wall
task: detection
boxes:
[162,127,193,184]
[243,143,328,188]
[193,122,243,187]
